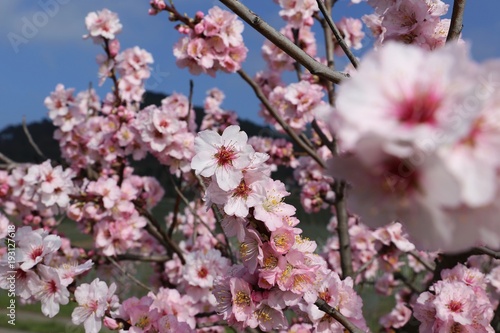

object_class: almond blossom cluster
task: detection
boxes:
[191,125,368,332]
[276,0,318,28]
[321,41,500,252]
[248,136,298,170]
[414,264,495,332]
[265,80,326,133]
[172,6,248,76]
[3,2,500,333]
[363,0,450,49]
[0,227,93,318]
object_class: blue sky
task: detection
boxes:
[1,0,500,131]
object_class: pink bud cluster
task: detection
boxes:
[265,80,326,133]
[69,172,164,256]
[293,147,334,213]
[248,136,298,170]
[200,88,239,132]
[173,7,248,76]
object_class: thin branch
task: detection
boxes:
[352,254,378,281]
[115,253,171,262]
[315,298,366,333]
[196,320,227,329]
[135,204,186,264]
[0,152,22,170]
[314,2,335,104]
[312,119,337,155]
[219,0,348,84]
[194,174,236,264]
[334,180,354,279]
[22,117,47,160]
[472,246,500,259]
[446,0,466,42]
[108,257,152,292]
[237,69,326,168]
[394,272,423,294]
[170,176,221,242]
[408,250,436,272]
[316,0,359,69]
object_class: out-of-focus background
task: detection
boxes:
[1,0,499,129]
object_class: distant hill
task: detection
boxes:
[0,91,274,170]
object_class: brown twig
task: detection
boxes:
[0,152,21,170]
[408,250,436,272]
[472,246,500,259]
[315,298,366,333]
[334,180,354,279]
[22,117,46,160]
[115,253,171,262]
[316,0,359,69]
[219,0,348,84]
[312,119,337,155]
[108,257,153,292]
[237,69,326,168]
[446,0,467,42]
[135,204,186,264]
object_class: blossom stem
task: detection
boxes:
[315,0,359,69]
[135,203,186,264]
[115,253,171,262]
[108,257,153,292]
[219,0,348,83]
[446,0,467,42]
[314,0,336,104]
[408,250,436,272]
[22,117,47,160]
[315,298,366,333]
[237,69,326,168]
[472,246,500,259]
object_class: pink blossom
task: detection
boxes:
[335,18,365,55]
[16,226,61,271]
[72,279,116,333]
[30,265,69,318]
[191,125,254,191]
[84,9,122,41]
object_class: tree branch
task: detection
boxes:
[334,180,354,279]
[22,117,47,160]
[108,257,153,292]
[135,204,186,264]
[237,69,326,168]
[115,253,171,262]
[315,298,366,333]
[316,0,359,69]
[219,0,348,84]
[446,0,466,42]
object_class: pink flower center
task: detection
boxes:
[232,180,251,199]
[47,280,58,294]
[214,145,236,166]
[197,267,208,278]
[447,300,463,313]
[30,246,44,261]
[397,92,441,126]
